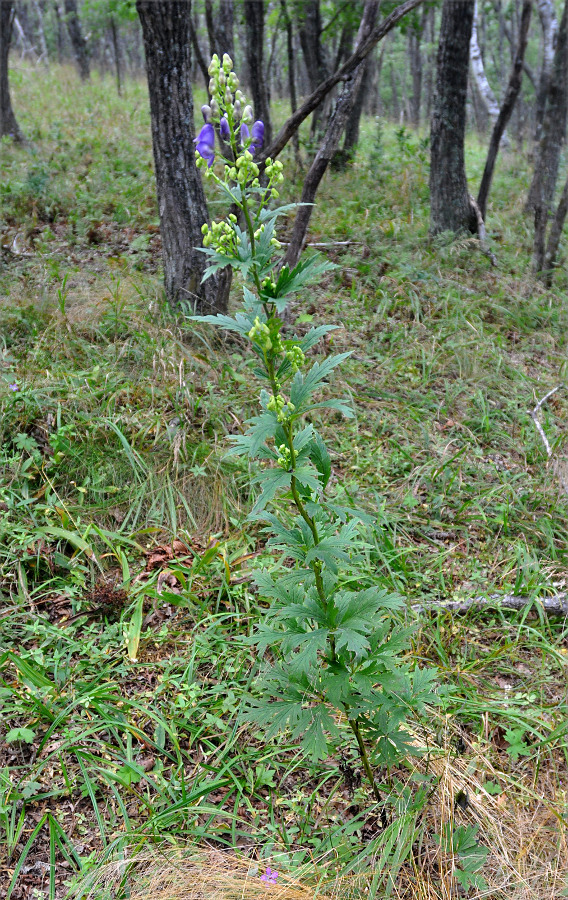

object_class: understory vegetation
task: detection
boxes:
[1,65,568,900]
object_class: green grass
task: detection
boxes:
[1,65,568,899]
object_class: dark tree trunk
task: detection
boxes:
[244,0,271,145]
[189,11,209,87]
[477,0,532,219]
[136,0,231,313]
[526,0,568,217]
[0,0,24,141]
[534,0,558,142]
[429,0,477,235]
[542,173,568,284]
[260,0,426,164]
[63,0,90,80]
[217,0,234,60]
[280,0,299,160]
[408,11,425,126]
[341,53,372,161]
[109,15,122,96]
[284,0,380,269]
[53,1,63,64]
[295,0,328,135]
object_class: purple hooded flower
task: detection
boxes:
[8,383,19,391]
[219,116,230,140]
[250,120,264,155]
[260,867,278,884]
[194,123,215,168]
[240,122,250,146]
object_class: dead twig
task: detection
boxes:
[529,383,568,496]
[412,592,568,616]
[469,195,497,266]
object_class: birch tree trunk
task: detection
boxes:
[0,0,25,142]
[429,0,477,235]
[136,0,231,313]
[470,0,501,128]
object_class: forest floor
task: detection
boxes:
[1,65,568,900]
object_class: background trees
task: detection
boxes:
[5,0,568,288]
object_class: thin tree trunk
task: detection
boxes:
[429,0,477,235]
[31,0,48,64]
[534,0,558,141]
[53,0,63,64]
[0,0,25,142]
[408,13,424,127]
[477,0,532,219]
[109,15,122,96]
[244,0,271,145]
[341,53,371,159]
[280,0,299,161]
[284,1,381,270]
[295,0,328,136]
[63,0,89,79]
[136,0,231,313]
[542,173,568,284]
[189,12,209,88]
[470,0,501,128]
[527,0,568,224]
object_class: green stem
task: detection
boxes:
[349,717,382,804]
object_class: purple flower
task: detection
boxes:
[194,123,215,168]
[250,120,264,155]
[260,867,278,884]
[240,122,250,146]
[8,383,19,391]
[219,116,230,140]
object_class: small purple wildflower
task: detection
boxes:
[240,122,250,146]
[219,116,230,140]
[250,120,264,155]
[194,123,215,167]
[260,867,278,884]
[8,383,19,391]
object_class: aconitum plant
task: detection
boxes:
[195,54,437,805]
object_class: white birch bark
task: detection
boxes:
[537,0,558,74]
[470,0,501,124]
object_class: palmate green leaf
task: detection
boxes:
[263,255,337,313]
[290,352,352,411]
[195,311,253,337]
[304,520,360,572]
[250,469,292,514]
[226,411,277,459]
[307,433,331,489]
[282,626,330,670]
[292,466,322,494]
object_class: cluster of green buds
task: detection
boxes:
[206,53,240,119]
[276,443,292,470]
[248,317,272,350]
[285,345,305,372]
[201,215,238,252]
[267,393,295,424]
[264,157,285,199]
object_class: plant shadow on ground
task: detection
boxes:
[1,67,567,899]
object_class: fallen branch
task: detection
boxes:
[529,383,568,497]
[412,592,568,616]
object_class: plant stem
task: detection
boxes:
[349,717,382,804]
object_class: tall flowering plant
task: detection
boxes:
[195,55,437,803]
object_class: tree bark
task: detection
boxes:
[0,0,25,142]
[244,0,271,146]
[189,12,209,87]
[341,53,371,159]
[429,0,477,235]
[280,0,299,161]
[527,0,568,218]
[63,0,90,80]
[412,592,568,616]
[470,0,501,129]
[408,10,425,126]
[283,0,380,270]
[136,0,231,313]
[259,0,426,165]
[109,15,122,96]
[542,173,568,284]
[534,0,558,141]
[31,0,49,65]
[477,0,532,220]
